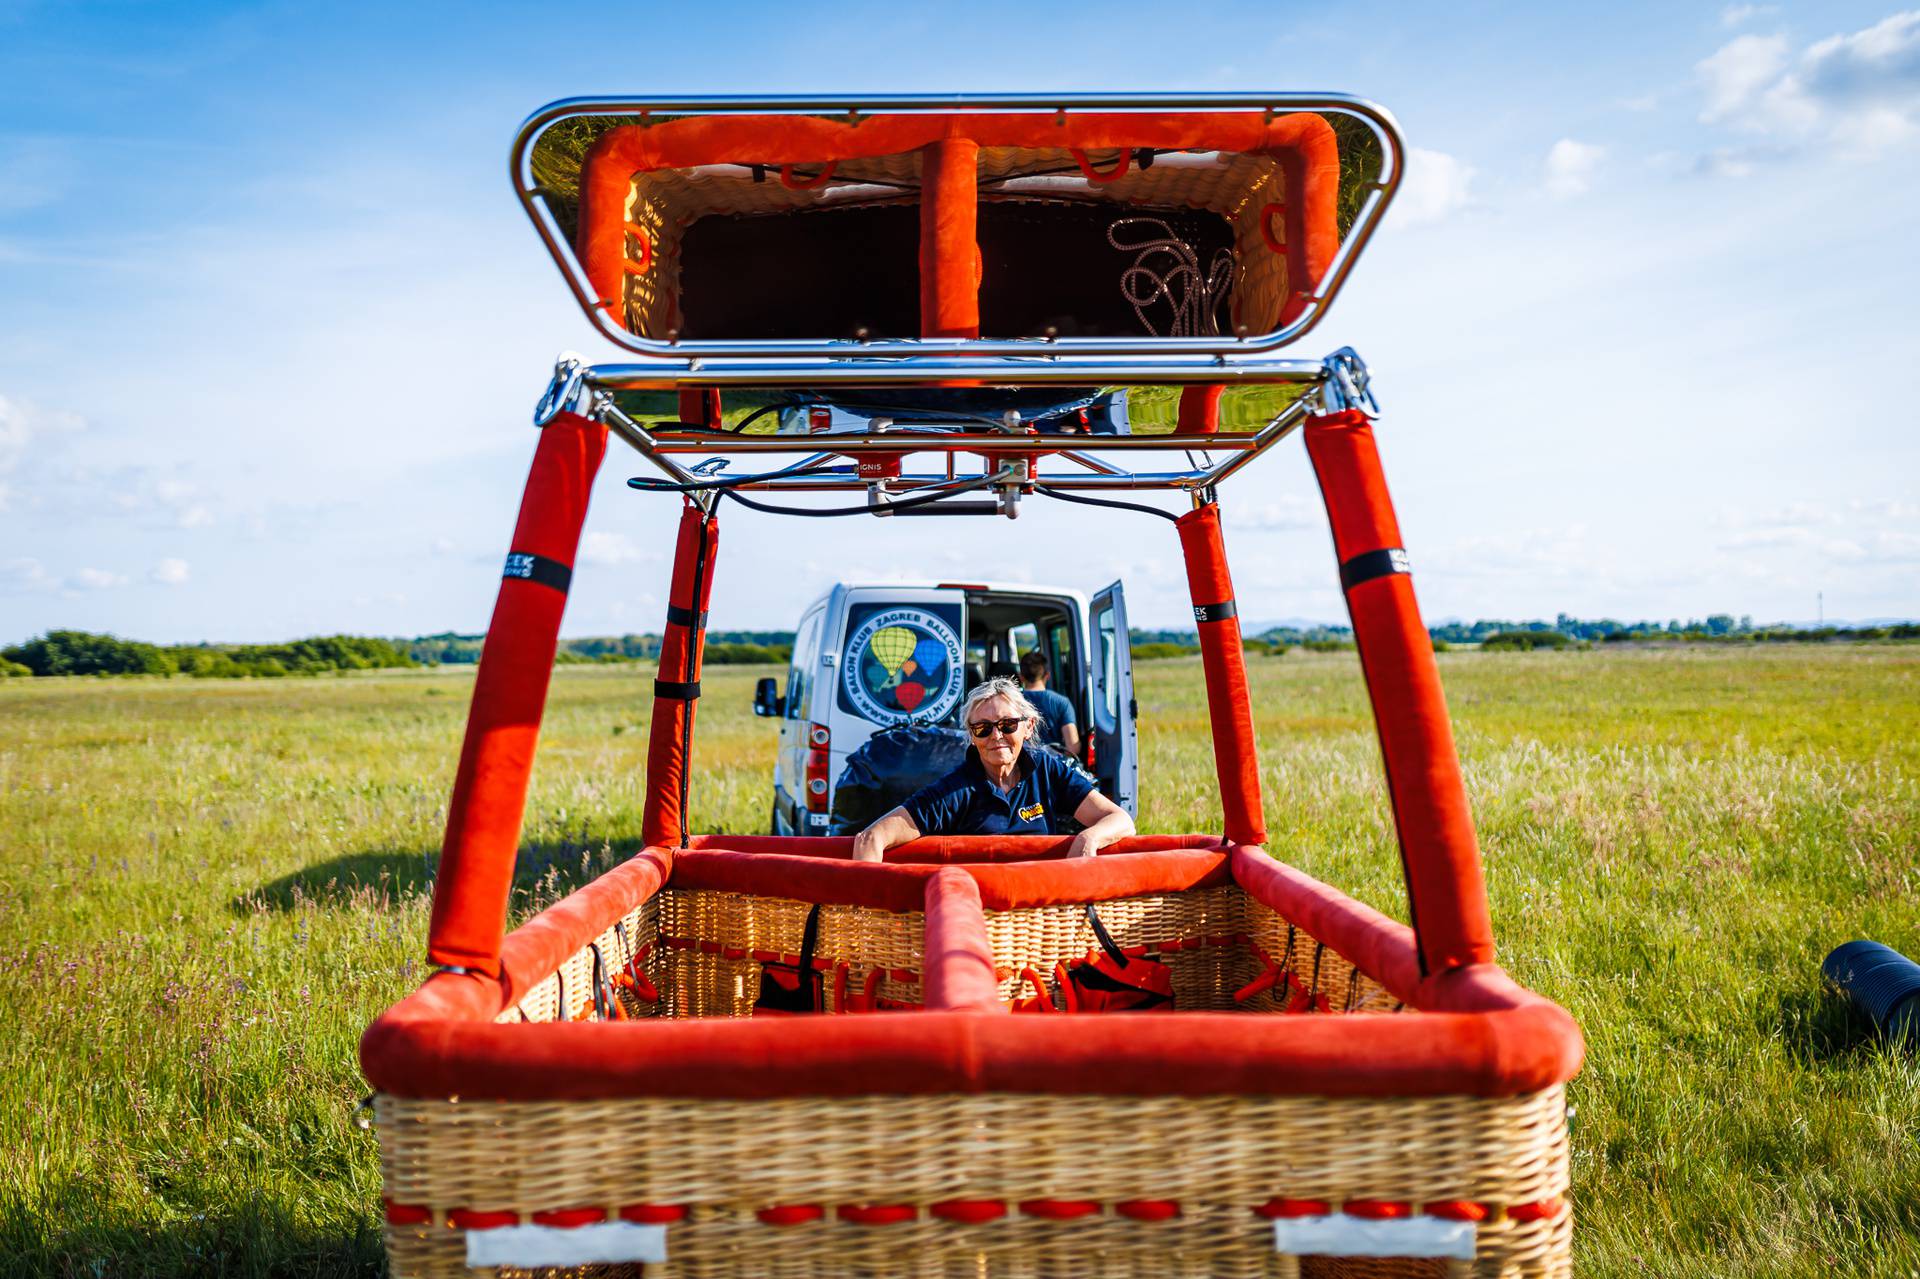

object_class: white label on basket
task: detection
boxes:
[1272,1216,1475,1260]
[465,1222,668,1267]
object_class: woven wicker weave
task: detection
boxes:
[380,1085,1568,1278]
[377,874,1570,1278]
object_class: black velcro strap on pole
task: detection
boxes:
[1192,599,1238,624]
[502,551,572,594]
[1339,547,1411,592]
[665,604,708,630]
[654,679,702,701]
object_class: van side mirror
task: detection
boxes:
[753,677,785,718]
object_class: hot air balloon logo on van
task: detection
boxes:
[842,606,965,725]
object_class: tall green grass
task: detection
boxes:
[1,647,1915,1277]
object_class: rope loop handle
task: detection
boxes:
[779,161,836,190]
[1071,148,1130,183]
[622,221,653,274]
[1260,203,1288,255]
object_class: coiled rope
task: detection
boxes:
[1107,217,1234,338]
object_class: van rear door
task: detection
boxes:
[1088,581,1138,815]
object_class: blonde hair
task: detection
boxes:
[960,676,1039,727]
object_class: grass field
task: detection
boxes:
[2,646,1917,1277]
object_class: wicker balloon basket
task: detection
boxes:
[368,93,1587,1279]
[363,837,1579,1278]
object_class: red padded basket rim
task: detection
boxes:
[362,840,1584,1102]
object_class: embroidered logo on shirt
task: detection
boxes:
[1018,803,1045,822]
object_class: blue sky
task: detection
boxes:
[3,0,1917,641]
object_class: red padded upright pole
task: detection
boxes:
[1177,385,1224,434]
[427,411,608,977]
[1174,503,1267,846]
[641,503,721,849]
[919,138,980,339]
[677,389,721,429]
[1304,409,1496,975]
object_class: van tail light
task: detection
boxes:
[807,407,832,434]
[1085,729,1097,769]
[805,723,832,813]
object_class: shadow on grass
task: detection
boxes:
[232,837,640,915]
[1773,983,1887,1063]
[0,1191,384,1279]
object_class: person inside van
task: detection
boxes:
[1018,649,1081,759]
[851,677,1133,861]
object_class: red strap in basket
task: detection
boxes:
[1063,905,1174,1012]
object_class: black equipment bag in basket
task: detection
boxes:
[754,903,826,1015]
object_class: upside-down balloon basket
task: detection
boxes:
[359,94,1584,1277]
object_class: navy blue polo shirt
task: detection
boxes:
[903,746,1096,836]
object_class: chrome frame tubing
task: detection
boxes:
[536,348,1370,493]
[574,355,1327,391]
[511,92,1404,366]
[577,376,1330,501]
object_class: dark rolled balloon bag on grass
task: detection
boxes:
[1823,940,1920,1046]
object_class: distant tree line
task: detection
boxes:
[0,629,794,679]
[1,631,415,678]
[1425,613,1919,647]
[414,632,792,667]
[1126,613,1918,661]
[7,612,1913,680]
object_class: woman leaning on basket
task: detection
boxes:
[852,677,1134,862]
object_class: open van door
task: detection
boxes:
[1088,581,1138,817]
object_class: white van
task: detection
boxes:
[753,581,1137,834]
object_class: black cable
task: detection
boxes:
[720,472,1003,518]
[1032,485,1181,524]
[715,401,790,434]
[627,457,850,494]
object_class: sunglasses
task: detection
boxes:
[967,717,1029,740]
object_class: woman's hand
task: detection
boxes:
[852,807,921,863]
[1066,790,1135,858]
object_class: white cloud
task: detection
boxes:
[1721,3,1780,28]
[578,530,661,567]
[0,393,85,474]
[1700,33,1796,124]
[1715,496,1920,564]
[153,558,190,586]
[73,567,129,589]
[0,481,11,512]
[1697,12,1920,158]
[1224,496,1317,531]
[177,504,213,529]
[2,557,57,592]
[1719,527,1869,559]
[1390,148,1476,228]
[1544,139,1606,197]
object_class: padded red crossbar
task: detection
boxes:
[922,868,1001,1012]
[426,410,607,977]
[1304,410,1496,974]
[365,844,1583,1101]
